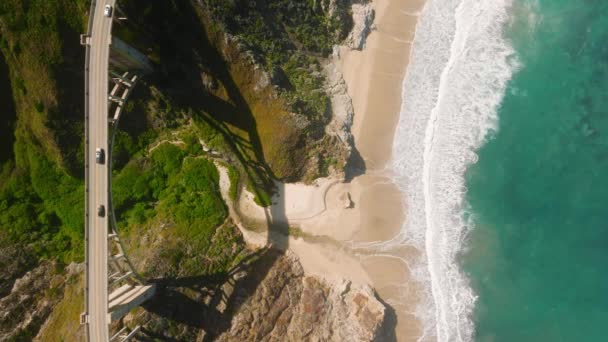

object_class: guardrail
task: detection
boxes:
[82,3,156,339]
[81,1,97,339]
[107,73,145,286]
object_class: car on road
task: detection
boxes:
[95,148,105,164]
[97,205,106,217]
[104,5,113,17]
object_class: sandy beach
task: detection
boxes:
[342,0,426,170]
[234,0,427,340]
[340,1,427,339]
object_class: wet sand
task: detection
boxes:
[339,0,427,340]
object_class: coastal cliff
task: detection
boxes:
[216,252,385,342]
[116,249,386,341]
[0,0,386,340]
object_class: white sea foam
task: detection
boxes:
[373,0,518,340]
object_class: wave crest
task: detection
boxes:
[388,0,518,341]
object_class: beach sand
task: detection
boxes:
[342,0,426,170]
[235,0,427,340]
[340,0,427,339]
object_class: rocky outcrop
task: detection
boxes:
[344,2,375,50]
[217,252,385,342]
[128,249,385,341]
[322,0,376,179]
[0,261,81,340]
[324,47,355,148]
[0,243,36,298]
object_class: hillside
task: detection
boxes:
[0,0,384,340]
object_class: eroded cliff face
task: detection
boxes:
[0,259,82,341]
[128,248,387,341]
[217,252,385,342]
[0,262,54,341]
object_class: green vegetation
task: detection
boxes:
[0,49,16,165]
[0,0,87,263]
[282,54,330,129]
[112,141,242,278]
[191,113,274,206]
[117,0,347,181]
[119,0,289,186]
[0,0,350,337]
[204,0,350,138]
[0,134,84,265]
[0,0,88,174]
[0,0,329,267]
[288,226,307,239]
[206,0,349,60]
[162,157,226,239]
[0,0,343,274]
[227,163,240,201]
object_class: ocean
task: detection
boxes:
[391,0,608,341]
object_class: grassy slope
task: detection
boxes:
[118,0,349,182]
[113,143,227,247]
[203,0,353,181]
[0,0,88,263]
[35,274,85,342]
[0,0,351,338]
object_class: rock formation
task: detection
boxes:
[217,252,385,342]
[0,261,81,341]
[345,2,375,50]
[324,47,355,148]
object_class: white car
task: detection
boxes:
[95,148,105,164]
[104,5,113,18]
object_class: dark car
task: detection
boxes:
[97,205,105,217]
[95,148,105,164]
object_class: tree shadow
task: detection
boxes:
[266,182,289,249]
[49,19,86,176]
[344,140,367,183]
[140,0,278,191]
[0,49,16,165]
[140,246,287,340]
[117,1,297,339]
[136,136,289,341]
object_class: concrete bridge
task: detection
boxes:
[81,1,155,341]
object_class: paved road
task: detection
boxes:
[86,1,116,341]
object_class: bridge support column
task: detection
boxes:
[108,284,156,322]
[108,72,138,123]
[110,325,142,342]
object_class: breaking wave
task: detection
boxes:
[387,0,517,340]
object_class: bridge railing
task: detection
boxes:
[81,0,97,336]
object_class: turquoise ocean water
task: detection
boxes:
[463,1,608,341]
[391,0,608,340]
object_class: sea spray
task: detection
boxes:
[386,0,518,340]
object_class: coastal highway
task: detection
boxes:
[86,1,116,341]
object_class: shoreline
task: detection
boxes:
[234,0,427,340]
[339,0,427,340]
[342,0,427,170]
